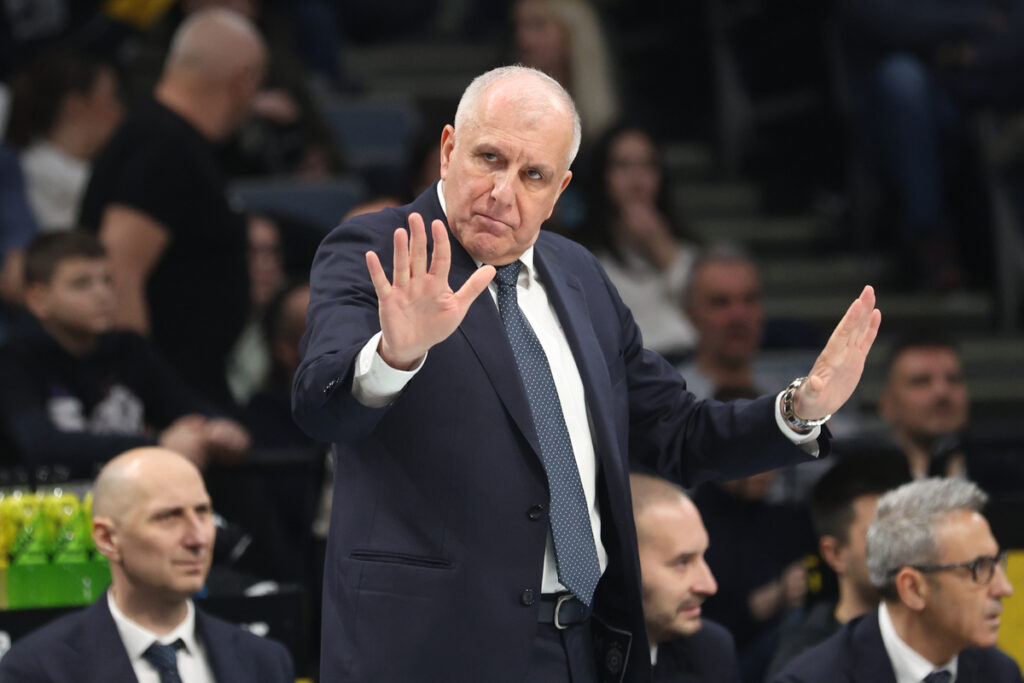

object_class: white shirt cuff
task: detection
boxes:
[351,332,426,408]
[774,390,821,457]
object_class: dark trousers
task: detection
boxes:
[525,620,598,682]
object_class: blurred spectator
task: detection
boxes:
[767,453,912,677]
[512,0,620,141]
[79,8,266,411]
[0,141,38,306]
[226,214,285,406]
[243,280,315,450]
[5,51,123,232]
[676,245,766,397]
[583,122,699,360]
[693,465,816,683]
[0,233,249,478]
[837,0,1024,289]
[0,447,295,682]
[772,478,1020,683]
[121,0,343,178]
[631,472,741,683]
[878,331,970,479]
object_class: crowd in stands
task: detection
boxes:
[1,1,1023,681]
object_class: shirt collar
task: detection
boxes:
[437,179,537,279]
[107,591,200,661]
[878,603,958,683]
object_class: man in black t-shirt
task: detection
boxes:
[79,8,267,410]
[0,232,250,478]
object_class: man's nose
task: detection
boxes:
[694,559,718,597]
[991,561,1014,598]
[490,169,516,206]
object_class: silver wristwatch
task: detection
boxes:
[781,376,831,433]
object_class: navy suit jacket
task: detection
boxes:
[771,609,1024,683]
[653,619,741,683]
[0,595,294,683]
[293,185,823,682]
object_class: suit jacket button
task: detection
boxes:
[527,504,544,521]
[520,589,535,606]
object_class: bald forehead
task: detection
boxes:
[93,449,206,519]
[167,8,265,77]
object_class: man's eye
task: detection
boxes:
[483,153,497,162]
[526,169,542,180]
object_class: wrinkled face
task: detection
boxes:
[881,348,968,441]
[637,499,718,643]
[921,511,1012,652]
[111,465,216,601]
[440,83,573,265]
[687,261,763,364]
[606,130,661,209]
[31,257,115,337]
[836,495,880,601]
[514,0,569,76]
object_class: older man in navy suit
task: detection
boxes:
[0,448,294,683]
[293,64,882,682]
[772,478,1021,683]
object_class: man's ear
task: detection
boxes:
[23,283,49,319]
[894,567,929,611]
[92,516,121,564]
[819,535,845,574]
[439,125,456,180]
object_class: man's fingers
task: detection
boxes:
[859,308,882,351]
[429,220,451,280]
[409,212,428,278]
[392,227,410,286]
[366,251,391,298]
[454,264,496,310]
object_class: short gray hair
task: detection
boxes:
[866,478,988,600]
[453,65,582,169]
[683,242,758,305]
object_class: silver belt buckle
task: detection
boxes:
[553,593,573,630]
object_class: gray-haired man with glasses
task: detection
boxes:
[772,478,1021,683]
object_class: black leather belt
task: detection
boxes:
[537,593,591,629]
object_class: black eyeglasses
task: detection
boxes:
[892,551,1008,585]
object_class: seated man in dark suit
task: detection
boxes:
[768,453,911,676]
[631,472,740,683]
[0,447,294,683]
[772,477,1021,683]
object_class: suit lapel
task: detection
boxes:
[533,243,627,490]
[849,613,899,683]
[197,610,243,680]
[74,597,142,683]
[430,201,542,458]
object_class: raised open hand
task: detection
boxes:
[366,212,495,370]
[793,285,882,420]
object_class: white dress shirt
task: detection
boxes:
[107,592,216,683]
[351,180,819,594]
[878,603,958,683]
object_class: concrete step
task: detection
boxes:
[663,142,716,181]
[347,42,499,98]
[691,215,819,247]
[759,254,887,294]
[764,290,995,334]
[673,181,760,218]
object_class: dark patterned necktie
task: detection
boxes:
[923,671,952,683]
[143,639,184,683]
[494,260,601,605]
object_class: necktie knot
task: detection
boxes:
[143,639,184,683]
[494,261,522,289]
[923,671,952,683]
